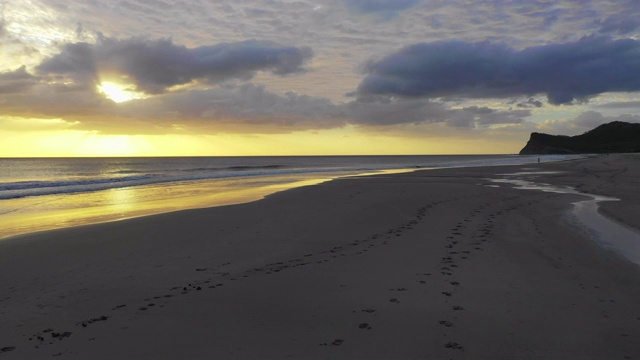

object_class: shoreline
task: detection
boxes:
[1,154,639,359]
[0,154,582,241]
[0,169,418,241]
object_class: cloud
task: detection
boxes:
[0,66,39,94]
[115,83,346,131]
[0,77,111,120]
[593,100,640,110]
[516,97,544,108]
[1,66,529,134]
[343,0,420,18]
[537,111,640,136]
[461,106,529,126]
[348,96,450,125]
[348,96,529,128]
[37,36,314,94]
[357,36,640,105]
[599,13,640,35]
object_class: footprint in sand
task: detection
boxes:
[444,342,464,350]
[78,315,109,328]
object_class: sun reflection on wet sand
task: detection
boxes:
[0,169,414,240]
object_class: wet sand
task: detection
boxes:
[1,154,639,359]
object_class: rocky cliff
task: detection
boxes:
[519,121,640,155]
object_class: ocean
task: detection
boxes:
[0,155,582,238]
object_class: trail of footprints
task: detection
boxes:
[4,193,514,355]
[432,193,560,353]
[8,195,460,355]
[6,190,637,357]
[432,199,508,353]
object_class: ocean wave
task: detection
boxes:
[0,175,156,191]
[0,166,321,200]
[0,175,157,199]
[182,164,284,172]
[0,155,587,201]
[107,170,146,174]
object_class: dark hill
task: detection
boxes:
[519,121,640,155]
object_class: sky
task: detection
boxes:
[1,0,640,156]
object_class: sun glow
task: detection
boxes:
[97,82,143,103]
[76,134,140,156]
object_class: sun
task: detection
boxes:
[98,82,143,103]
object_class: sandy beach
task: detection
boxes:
[1,154,639,359]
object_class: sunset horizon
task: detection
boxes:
[3,1,640,157]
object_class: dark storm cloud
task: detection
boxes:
[344,0,420,18]
[357,36,640,105]
[37,36,314,94]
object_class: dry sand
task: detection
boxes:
[1,154,639,359]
